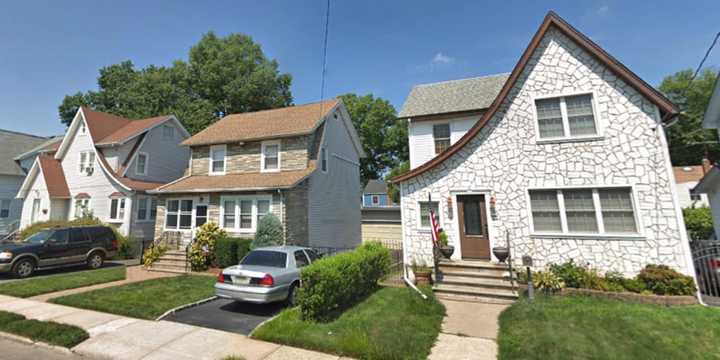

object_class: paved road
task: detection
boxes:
[0,337,88,360]
[165,298,285,335]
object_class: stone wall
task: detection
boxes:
[400,28,690,277]
[189,136,310,175]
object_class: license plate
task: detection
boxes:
[231,276,250,285]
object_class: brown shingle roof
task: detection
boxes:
[96,115,170,145]
[81,107,172,146]
[38,155,70,198]
[673,166,706,183]
[151,164,316,193]
[182,100,339,146]
[95,153,165,192]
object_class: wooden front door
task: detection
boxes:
[457,195,490,259]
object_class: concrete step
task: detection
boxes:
[433,283,518,300]
[148,265,189,274]
[438,260,509,270]
[434,292,517,305]
[153,259,188,268]
[440,276,514,289]
[439,268,511,279]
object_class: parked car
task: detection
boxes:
[215,246,319,305]
[0,226,118,278]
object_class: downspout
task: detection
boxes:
[399,182,428,299]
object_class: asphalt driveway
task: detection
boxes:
[165,298,285,335]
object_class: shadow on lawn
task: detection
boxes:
[0,261,125,282]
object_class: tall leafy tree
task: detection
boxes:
[339,93,408,186]
[660,69,718,165]
[59,32,292,134]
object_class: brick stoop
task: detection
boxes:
[147,250,190,274]
[433,260,518,304]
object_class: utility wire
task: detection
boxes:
[320,0,331,103]
[689,31,720,84]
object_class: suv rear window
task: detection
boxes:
[241,251,287,268]
[85,227,114,242]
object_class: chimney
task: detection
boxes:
[702,157,712,174]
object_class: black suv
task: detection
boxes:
[0,226,118,278]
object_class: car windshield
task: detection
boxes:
[24,230,53,244]
[241,251,287,268]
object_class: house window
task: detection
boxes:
[136,153,148,175]
[79,151,95,175]
[162,125,174,140]
[196,205,208,227]
[79,121,87,135]
[220,196,273,232]
[239,200,253,229]
[0,199,10,218]
[261,141,280,171]
[433,124,451,155]
[535,93,597,140]
[150,198,157,220]
[165,199,194,230]
[209,145,226,175]
[137,197,148,220]
[529,187,637,235]
[419,201,439,228]
[74,198,90,219]
[689,190,702,202]
[109,198,126,221]
[223,200,236,228]
[257,199,271,224]
[321,146,328,172]
[371,195,380,206]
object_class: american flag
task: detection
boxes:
[429,194,440,245]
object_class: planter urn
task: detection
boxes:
[492,246,509,263]
[439,246,455,259]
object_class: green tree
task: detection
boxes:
[660,69,719,165]
[386,161,409,204]
[252,214,284,249]
[59,33,293,134]
[338,93,408,186]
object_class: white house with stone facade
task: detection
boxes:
[393,12,695,278]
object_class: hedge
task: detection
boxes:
[297,242,391,322]
[19,217,103,240]
[214,237,253,268]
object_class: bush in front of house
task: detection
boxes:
[143,245,167,267]
[189,222,227,271]
[251,213,283,249]
[214,237,253,268]
[637,264,696,296]
[297,241,391,322]
[19,217,103,240]
[683,206,714,241]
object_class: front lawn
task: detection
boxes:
[50,275,215,320]
[498,295,720,360]
[0,310,88,348]
[252,286,445,360]
[0,266,126,298]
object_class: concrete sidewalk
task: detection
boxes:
[428,300,508,360]
[0,294,348,360]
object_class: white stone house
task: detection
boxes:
[693,73,720,238]
[16,107,190,242]
[393,12,695,277]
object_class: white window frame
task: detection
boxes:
[0,199,11,218]
[164,198,195,231]
[79,151,95,175]
[79,121,87,135]
[136,196,154,221]
[209,145,227,176]
[531,91,603,144]
[219,195,273,233]
[261,140,281,172]
[432,123,451,155]
[162,125,174,140]
[136,152,149,176]
[371,195,380,206]
[527,185,643,239]
[73,198,91,219]
[417,200,441,230]
[109,197,126,222]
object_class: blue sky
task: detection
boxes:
[0,0,718,136]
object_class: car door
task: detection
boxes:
[66,228,92,264]
[292,250,311,283]
[304,249,319,264]
[38,229,70,267]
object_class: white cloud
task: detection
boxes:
[597,5,609,15]
[432,52,455,65]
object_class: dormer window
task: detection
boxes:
[79,151,95,175]
[261,140,280,172]
[209,145,226,175]
[136,152,148,175]
[433,124,451,155]
[162,125,174,140]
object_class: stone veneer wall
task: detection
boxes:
[400,28,690,277]
[189,136,309,175]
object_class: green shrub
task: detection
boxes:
[252,213,283,249]
[549,260,587,288]
[143,245,167,267]
[621,278,647,293]
[116,234,139,259]
[579,267,609,291]
[298,242,391,322]
[683,206,714,240]
[637,264,696,296]
[214,237,253,268]
[19,217,103,240]
[532,270,565,292]
[189,222,227,271]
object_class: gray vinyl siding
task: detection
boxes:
[127,121,190,183]
[0,175,24,235]
[307,109,362,248]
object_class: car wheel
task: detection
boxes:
[87,252,104,269]
[13,258,35,278]
[286,283,298,306]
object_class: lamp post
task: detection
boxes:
[522,255,534,301]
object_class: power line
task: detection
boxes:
[689,31,720,84]
[320,0,331,103]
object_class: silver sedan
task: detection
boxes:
[214,246,319,305]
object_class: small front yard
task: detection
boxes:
[252,286,445,360]
[0,266,126,298]
[50,275,216,320]
[0,310,89,348]
[498,295,720,360]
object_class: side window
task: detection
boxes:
[48,229,69,245]
[433,124,451,154]
[294,250,310,268]
[304,249,319,263]
[70,228,89,243]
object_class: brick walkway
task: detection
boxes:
[30,266,177,302]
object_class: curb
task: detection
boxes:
[0,330,78,356]
[155,296,218,321]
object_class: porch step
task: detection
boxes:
[156,253,187,261]
[437,260,508,270]
[439,275,514,289]
[434,292,517,305]
[439,268,511,279]
[153,259,188,268]
[148,266,189,274]
[432,283,518,300]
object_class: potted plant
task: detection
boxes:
[412,261,433,285]
[437,229,454,259]
[492,246,509,263]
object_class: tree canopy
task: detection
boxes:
[338,93,408,187]
[660,68,718,165]
[59,32,293,134]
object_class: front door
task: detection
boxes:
[457,195,490,259]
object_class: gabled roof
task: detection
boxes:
[703,75,720,129]
[80,107,180,146]
[364,179,388,194]
[182,99,340,146]
[398,73,510,119]
[393,11,679,183]
[13,136,63,161]
[0,129,51,176]
[37,155,70,198]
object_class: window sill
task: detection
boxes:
[535,135,604,145]
[530,233,645,241]
[164,228,192,232]
[222,228,256,233]
[209,172,226,176]
[260,169,281,173]
[107,219,124,224]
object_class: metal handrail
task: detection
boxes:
[506,230,516,293]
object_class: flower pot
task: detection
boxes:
[439,246,455,259]
[492,246,509,263]
[414,270,433,286]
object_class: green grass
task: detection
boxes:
[252,286,445,360]
[0,310,88,348]
[498,295,720,360]
[0,266,126,298]
[50,275,216,320]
